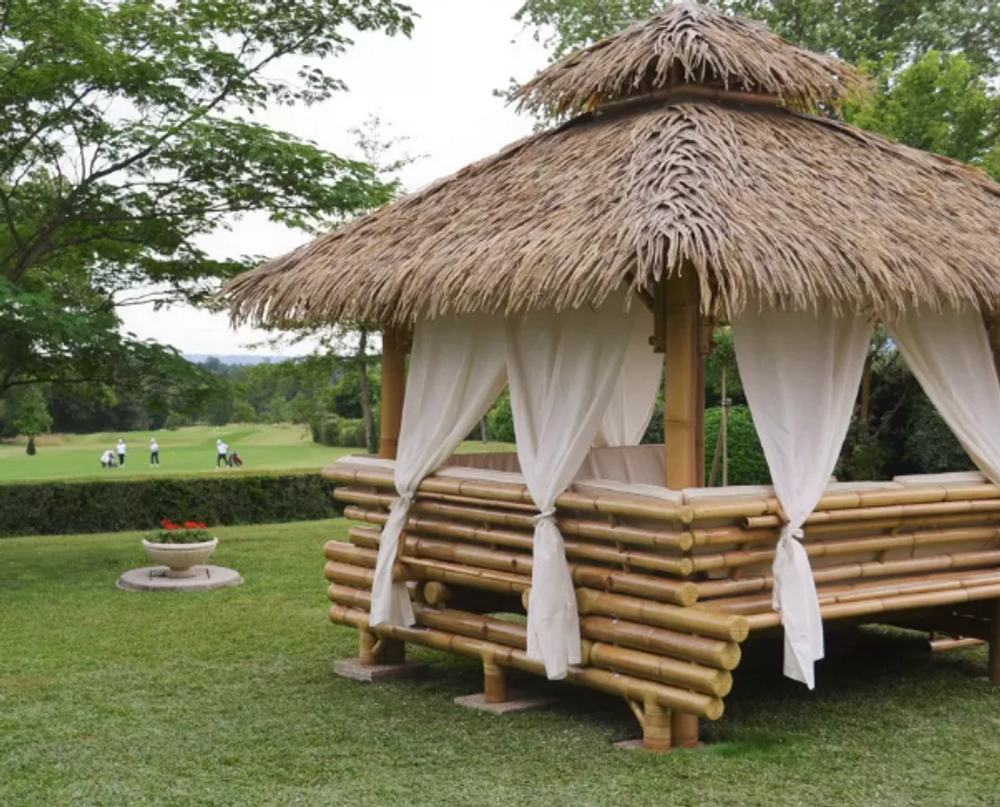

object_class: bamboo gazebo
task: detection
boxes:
[223,3,1000,751]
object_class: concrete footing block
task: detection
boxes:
[453,691,552,714]
[333,658,428,682]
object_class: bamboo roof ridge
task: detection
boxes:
[221,6,1000,327]
[512,2,867,116]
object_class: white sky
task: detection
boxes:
[118,0,549,357]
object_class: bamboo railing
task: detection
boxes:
[325,464,1000,750]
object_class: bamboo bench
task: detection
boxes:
[326,460,1000,751]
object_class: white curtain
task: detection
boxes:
[507,292,635,679]
[369,315,507,628]
[594,303,662,447]
[888,306,1000,484]
[732,302,871,688]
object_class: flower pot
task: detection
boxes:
[142,538,218,578]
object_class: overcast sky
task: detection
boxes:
[118,0,549,356]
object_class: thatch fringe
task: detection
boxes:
[512,2,867,117]
[221,99,1000,328]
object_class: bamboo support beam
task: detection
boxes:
[344,506,694,577]
[330,469,691,523]
[327,604,725,719]
[577,588,749,642]
[328,534,699,607]
[929,635,985,652]
[743,580,1000,631]
[580,616,741,670]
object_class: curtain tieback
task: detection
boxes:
[395,491,414,508]
[533,508,557,526]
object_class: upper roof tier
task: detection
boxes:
[513,2,866,115]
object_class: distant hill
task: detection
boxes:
[184,354,291,366]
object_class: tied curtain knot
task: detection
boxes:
[532,508,557,526]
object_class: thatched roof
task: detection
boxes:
[221,5,1000,327]
[512,2,866,116]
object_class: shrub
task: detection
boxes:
[0,473,342,538]
[904,396,974,474]
[486,392,515,444]
[703,405,771,486]
[337,418,367,448]
[26,437,36,456]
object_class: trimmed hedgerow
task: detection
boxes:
[0,472,341,537]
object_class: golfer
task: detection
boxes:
[117,438,126,467]
[100,449,116,469]
[216,439,229,468]
[150,438,160,466]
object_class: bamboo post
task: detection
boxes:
[989,598,1000,684]
[376,326,408,663]
[379,327,407,459]
[483,658,508,704]
[661,267,702,749]
[643,700,672,752]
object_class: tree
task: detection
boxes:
[512,1,1000,175]
[9,386,52,454]
[0,0,414,395]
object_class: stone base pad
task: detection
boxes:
[333,658,429,682]
[453,691,553,714]
[117,565,243,592]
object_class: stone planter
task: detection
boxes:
[141,538,218,579]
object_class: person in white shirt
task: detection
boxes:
[100,449,116,468]
[216,439,229,468]
[150,438,160,466]
[117,438,126,467]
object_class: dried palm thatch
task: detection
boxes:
[222,98,1000,327]
[512,2,867,117]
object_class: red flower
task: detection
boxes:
[165,523,180,530]
[183,521,199,529]
[197,523,207,529]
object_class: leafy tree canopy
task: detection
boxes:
[0,0,414,396]
[512,0,1000,176]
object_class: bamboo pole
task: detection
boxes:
[331,528,699,606]
[379,327,406,459]
[327,604,725,720]
[331,471,692,524]
[929,636,985,652]
[663,269,700,492]
[580,615,741,670]
[577,588,749,642]
[743,579,1000,631]
[340,500,693,558]
[707,568,1000,616]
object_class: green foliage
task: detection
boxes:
[513,1,1000,178]
[486,390,515,444]
[337,419,368,448]
[904,396,974,475]
[0,0,413,399]
[0,473,341,537]
[162,412,188,431]
[149,519,213,544]
[7,385,52,439]
[846,51,1000,179]
[704,405,771,486]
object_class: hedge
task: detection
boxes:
[0,472,341,538]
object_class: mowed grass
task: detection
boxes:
[3,520,1000,806]
[0,425,515,482]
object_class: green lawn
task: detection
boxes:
[2,520,1000,806]
[0,425,514,483]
